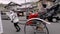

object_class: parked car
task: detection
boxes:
[1,12,10,20]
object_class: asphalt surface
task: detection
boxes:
[1,13,60,34]
[2,19,60,34]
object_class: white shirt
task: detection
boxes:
[6,11,19,23]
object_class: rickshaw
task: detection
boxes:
[24,9,50,34]
[4,0,60,34]
[4,1,51,34]
[24,1,60,34]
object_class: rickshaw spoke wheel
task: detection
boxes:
[24,19,49,34]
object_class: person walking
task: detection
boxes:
[6,10,21,32]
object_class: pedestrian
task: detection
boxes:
[6,10,21,32]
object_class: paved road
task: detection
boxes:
[2,20,60,34]
[1,12,60,34]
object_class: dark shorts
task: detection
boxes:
[14,22,19,26]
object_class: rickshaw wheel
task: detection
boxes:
[24,19,49,34]
[34,23,49,34]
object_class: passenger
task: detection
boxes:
[27,11,39,25]
[28,11,39,19]
[27,11,44,31]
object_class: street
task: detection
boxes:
[2,20,60,34]
[0,0,60,34]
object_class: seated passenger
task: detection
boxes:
[27,11,39,25]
